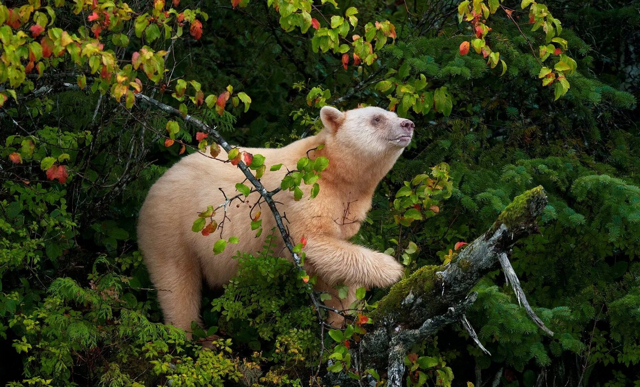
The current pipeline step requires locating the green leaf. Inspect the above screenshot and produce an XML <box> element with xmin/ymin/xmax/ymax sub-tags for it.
<box><xmin>192</xmin><ymin>217</ymin><xmax>206</xmax><ymax>232</ymax></box>
<box><xmin>417</xmin><ymin>356</ymin><xmax>438</xmax><ymax>369</ymax></box>
<box><xmin>538</xmin><ymin>67</ymin><xmax>552</xmax><ymax>78</ymax></box>
<box><xmin>310</xmin><ymin>183</ymin><xmax>320</xmax><ymax>198</ymax></box>
<box><xmin>228</xmin><ymin>236</ymin><xmax>239</xmax><ymax>244</ymax></box>
<box><xmin>404</xmin><ymin>208</ymin><xmax>423</xmax><ymax>221</ymax></box>
<box><xmin>327</xmin><ymin>363</ymin><xmax>343</xmax><ymax>373</ymax></box>
<box><xmin>521</xmin><ymin>0</ymin><xmax>533</xmax><ymax>9</ymax></box>
<box><xmin>297</xmin><ymin>157</ymin><xmax>309</xmax><ymax>170</ymax></box>
<box><xmin>235</xmin><ymin>183</ymin><xmax>251</xmax><ymax>197</ymax></box>
<box><xmin>294</xmin><ymin>186</ymin><xmax>303</xmax><ymax>201</ymax></box>
<box><xmin>320</xmin><ymin>293</ymin><xmax>332</xmax><ymax>301</ymax></box>
<box><xmin>396</xmin><ymin>186</ymin><xmax>412</xmax><ymax>197</ymax></box>
<box><xmin>213</xmin><ymin>239</ymin><xmax>227</xmax><ymax>255</ymax></box>
<box><xmin>328</xmin><ymin>330</ymin><xmax>344</xmax><ymax>342</ymax></box>
<box><xmin>313</xmin><ymin>156</ymin><xmax>329</xmax><ymax>172</ymax></box>
<box><xmin>40</xmin><ymin>157</ymin><xmax>56</xmax><ymax>171</ymax></box>
<box><xmin>270</xmin><ymin>163</ymin><xmax>283</xmax><ymax>171</ymax></box>
<box><xmin>145</xmin><ymin>23</ymin><xmax>161</xmax><ymax>42</ymax></box>
<box><xmin>338</xmin><ymin>285</ymin><xmax>349</xmax><ymax>299</ymax></box>
<box><xmin>356</xmin><ymin>287</ymin><xmax>366</xmax><ymax>300</ymax></box>
<box><xmin>434</xmin><ymin>87</ymin><xmax>453</xmax><ymax>117</ymax></box>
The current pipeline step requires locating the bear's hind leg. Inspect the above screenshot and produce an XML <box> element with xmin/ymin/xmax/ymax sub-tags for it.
<box><xmin>148</xmin><ymin>248</ymin><xmax>203</xmax><ymax>335</ymax></box>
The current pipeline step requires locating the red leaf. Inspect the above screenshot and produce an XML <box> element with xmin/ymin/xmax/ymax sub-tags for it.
<box><xmin>195</xmin><ymin>90</ymin><xmax>204</xmax><ymax>107</ymax></box>
<box><xmin>301</xmin><ymin>236</ymin><xmax>307</xmax><ymax>248</ymax></box>
<box><xmin>196</xmin><ymin>132</ymin><xmax>208</xmax><ymax>141</ymax></box>
<box><xmin>230</xmin><ymin>154</ymin><xmax>241</xmax><ymax>166</ymax></box>
<box><xmin>177</xmin><ymin>13</ymin><xmax>185</xmax><ymax>23</ymax></box>
<box><xmin>91</xmin><ymin>23</ymin><xmax>102</xmax><ymax>38</ymax></box>
<box><xmin>311</xmin><ymin>18</ymin><xmax>320</xmax><ymax>30</ymax></box>
<box><xmin>481</xmin><ymin>47</ymin><xmax>490</xmax><ymax>58</ymax></box>
<box><xmin>232</xmin><ymin>0</ymin><xmax>240</xmax><ymax>8</ymax></box>
<box><xmin>454</xmin><ymin>242</ymin><xmax>469</xmax><ymax>250</ymax></box>
<box><xmin>529</xmin><ymin>14</ymin><xmax>535</xmax><ymax>24</ymax></box>
<box><xmin>88</xmin><ymin>11</ymin><xmax>100</xmax><ymax>21</ymax></box>
<box><xmin>242</xmin><ymin>152</ymin><xmax>253</xmax><ymax>166</ymax></box>
<box><xmin>41</xmin><ymin>37</ymin><xmax>53</xmax><ymax>58</ymax></box>
<box><xmin>344</xmin><ymin>340</ymin><xmax>351</xmax><ymax>349</ymax></box>
<box><xmin>459</xmin><ymin>41</ymin><xmax>470</xmax><ymax>56</ymax></box>
<box><xmin>356</xmin><ymin>314</ymin><xmax>369</xmax><ymax>325</ymax></box>
<box><xmin>164</xmin><ymin>138</ymin><xmax>175</xmax><ymax>147</ymax></box>
<box><xmin>353</xmin><ymin>53</ymin><xmax>361</xmax><ymax>65</ymax></box>
<box><xmin>6</xmin><ymin>9</ymin><xmax>21</xmax><ymax>29</ymax></box>
<box><xmin>407</xmin><ymin>353</ymin><xmax>418</xmax><ymax>363</ymax></box>
<box><xmin>100</xmin><ymin>65</ymin><xmax>109</xmax><ymax>79</ymax></box>
<box><xmin>173</xmin><ymin>0</ymin><xmax>180</xmax><ymax>7</ymax></box>
<box><xmin>131</xmin><ymin>52</ymin><xmax>141</xmax><ymax>69</ymax></box>
<box><xmin>553</xmin><ymin>48</ymin><xmax>562</xmax><ymax>55</ymax></box>
<box><xmin>190</xmin><ymin>19</ymin><xmax>203</xmax><ymax>40</ymax></box>
<box><xmin>30</xmin><ymin>24</ymin><xmax>44</xmax><ymax>38</ymax></box>
<box><xmin>216</xmin><ymin>91</ymin><xmax>230</xmax><ymax>109</ymax></box>
<box><xmin>342</xmin><ymin>53</ymin><xmax>349</xmax><ymax>70</ymax></box>
<box><xmin>475</xmin><ymin>26</ymin><xmax>483</xmax><ymax>38</ymax></box>
<box><xmin>46</xmin><ymin>165</ymin><xmax>68</xmax><ymax>184</ymax></box>
<box><xmin>201</xmin><ymin>222</ymin><xmax>217</xmax><ymax>236</ymax></box>
<box><xmin>0</xmin><ymin>93</ymin><xmax>7</xmax><ymax>108</ymax></box>
<box><xmin>179</xmin><ymin>144</ymin><xmax>186</xmax><ymax>154</ymax></box>
<box><xmin>253</xmin><ymin>211</ymin><xmax>261</xmax><ymax>221</ymax></box>
<box><xmin>56</xmin><ymin>165</ymin><xmax>68</xmax><ymax>184</ymax></box>
<box><xmin>25</xmin><ymin>61</ymin><xmax>34</xmax><ymax>74</ymax></box>
<box><xmin>9</xmin><ymin>153</ymin><xmax>22</xmax><ymax>164</ymax></box>
<box><xmin>302</xmin><ymin>275</ymin><xmax>309</xmax><ymax>283</ymax></box>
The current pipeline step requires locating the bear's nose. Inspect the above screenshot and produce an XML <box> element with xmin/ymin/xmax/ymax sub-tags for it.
<box><xmin>401</xmin><ymin>119</ymin><xmax>415</xmax><ymax>133</ymax></box>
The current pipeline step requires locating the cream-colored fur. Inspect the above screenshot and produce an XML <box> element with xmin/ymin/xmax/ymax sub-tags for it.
<box><xmin>137</xmin><ymin>106</ymin><xmax>415</xmax><ymax>333</ymax></box>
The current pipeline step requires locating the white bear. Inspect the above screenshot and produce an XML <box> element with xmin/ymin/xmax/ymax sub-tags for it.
<box><xmin>137</xmin><ymin>106</ymin><xmax>414</xmax><ymax>332</ymax></box>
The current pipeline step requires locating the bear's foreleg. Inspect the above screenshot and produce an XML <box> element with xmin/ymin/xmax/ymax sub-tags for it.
<box><xmin>305</xmin><ymin>237</ymin><xmax>404</xmax><ymax>288</ymax></box>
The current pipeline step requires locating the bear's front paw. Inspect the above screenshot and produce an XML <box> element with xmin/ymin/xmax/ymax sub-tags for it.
<box><xmin>370</xmin><ymin>254</ymin><xmax>404</xmax><ymax>288</ymax></box>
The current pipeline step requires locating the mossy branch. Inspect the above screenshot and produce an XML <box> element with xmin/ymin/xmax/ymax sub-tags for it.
<box><xmin>355</xmin><ymin>187</ymin><xmax>549</xmax><ymax>386</ymax></box>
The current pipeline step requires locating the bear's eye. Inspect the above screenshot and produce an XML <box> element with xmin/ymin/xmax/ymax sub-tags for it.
<box><xmin>373</xmin><ymin>116</ymin><xmax>382</xmax><ymax>124</ymax></box>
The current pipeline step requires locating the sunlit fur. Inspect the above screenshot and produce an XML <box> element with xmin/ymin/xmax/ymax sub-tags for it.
<box><xmin>137</xmin><ymin>106</ymin><xmax>413</xmax><ymax>333</ymax></box>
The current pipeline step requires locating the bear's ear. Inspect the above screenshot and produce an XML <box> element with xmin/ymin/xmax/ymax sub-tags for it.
<box><xmin>320</xmin><ymin>106</ymin><xmax>345</xmax><ymax>133</ymax></box>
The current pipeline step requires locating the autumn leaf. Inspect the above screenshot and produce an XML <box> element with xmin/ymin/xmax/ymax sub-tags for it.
<box><xmin>342</xmin><ymin>53</ymin><xmax>349</xmax><ymax>70</ymax></box>
<box><xmin>459</xmin><ymin>41</ymin><xmax>470</xmax><ymax>55</ymax></box>
<box><xmin>242</xmin><ymin>152</ymin><xmax>253</xmax><ymax>166</ymax></box>
<box><xmin>356</xmin><ymin>314</ymin><xmax>369</xmax><ymax>325</ymax></box>
<box><xmin>195</xmin><ymin>90</ymin><xmax>204</xmax><ymax>107</ymax></box>
<box><xmin>88</xmin><ymin>11</ymin><xmax>99</xmax><ymax>21</ymax></box>
<box><xmin>429</xmin><ymin>205</ymin><xmax>440</xmax><ymax>213</ymax></box>
<box><xmin>230</xmin><ymin>153</ymin><xmax>242</xmax><ymax>166</ymax></box>
<box><xmin>190</xmin><ymin>19</ymin><xmax>203</xmax><ymax>40</ymax></box>
<box><xmin>179</xmin><ymin>144</ymin><xmax>186</xmax><ymax>154</ymax></box>
<box><xmin>454</xmin><ymin>241</ymin><xmax>469</xmax><ymax>250</ymax></box>
<box><xmin>164</xmin><ymin>138</ymin><xmax>175</xmax><ymax>147</ymax></box>
<box><xmin>201</xmin><ymin>221</ymin><xmax>217</xmax><ymax>236</ymax></box>
<box><xmin>196</xmin><ymin>132</ymin><xmax>208</xmax><ymax>141</ymax></box>
<box><xmin>215</xmin><ymin>91</ymin><xmax>230</xmax><ymax>115</ymax></box>
<box><xmin>300</xmin><ymin>236</ymin><xmax>307</xmax><ymax>248</ymax></box>
<box><xmin>132</xmin><ymin>52</ymin><xmax>141</xmax><ymax>69</ymax></box>
<box><xmin>41</xmin><ymin>37</ymin><xmax>53</xmax><ymax>58</ymax></box>
<box><xmin>30</xmin><ymin>24</ymin><xmax>44</xmax><ymax>38</ymax></box>
<box><xmin>407</xmin><ymin>353</ymin><xmax>419</xmax><ymax>363</ymax></box>
<box><xmin>353</xmin><ymin>53</ymin><xmax>361</xmax><ymax>65</ymax></box>
<box><xmin>554</xmin><ymin>48</ymin><xmax>562</xmax><ymax>55</ymax></box>
<box><xmin>173</xmin><ymin>0</ymin><xmax>180</xmax><ymax>7</ymax></box>
<box><xmin>0</xmin><ymin>93</ymin><xmax>7</xmax><ymax>107</ymax></box>
<box><xmin>311</xmin><ymin>18</ymin><xmax>320</xmax><ymax>29</ymax></box>
<box><xmin>302</xmin><ymin>275</ymin><xmax>310</xmax><ymax>283</ymax></box>
<box><xmin>475</xmin><ymin>26</ymin><xmax>483</xmax><ymax>38</ymax></box>
<box><xmin>504</xmin><ymin>8</ymin><xmax>513</xmax><ymax>16</ymax></box>
<box><xmin>210</xmin><ymin>143</ymin><xmax>221</xmax><ymax>158</ymax></box>
<box><xmin>9</xmin><ymin>153</ymin><xmax>22</xmax><ymax>164</ymax></box>
<box><xmin>344</xmin><ymin>340</ymin><xmax>351</xmax><ymax>349</ymax></box>
<box><xmin>232</xmin><ymin>0</ymin><xmax>240</xmax><ymax>8</ymax></box>
<box><xmin>252</xmin><ymin>211</ymin><xmax>261</xmax><ymax>222</ymax></box>
<box><xmin>25</xmin><ymin>61</ymin><xmax>34</xmax><ymax>74</ymax></box>
<box><xmin>46</xmin><ymin>165</ymin><xmax>69</xmax><ymax>184</ymax></box>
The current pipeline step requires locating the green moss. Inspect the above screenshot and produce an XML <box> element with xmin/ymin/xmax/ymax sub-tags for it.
<box><xmin>371</xmin><ymin>265</ymin><xmax>442</xmax><ymax>321</ymax></box>
<box><xmin>490</xmin><ymin>186</ymin><xmax>546</xmax><ymax>233</ymax></box>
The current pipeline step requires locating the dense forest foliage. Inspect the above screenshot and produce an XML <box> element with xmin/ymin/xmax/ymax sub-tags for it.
<box><xmin>0</xmin><ymin>0</ymin><xmax>639</xmax><ymax>386</ymax></box>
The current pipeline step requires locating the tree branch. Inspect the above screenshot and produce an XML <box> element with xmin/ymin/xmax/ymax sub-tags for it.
<box><xmin>348</xmin><ymin>187</ymin><xmax>549</xmax><ymax>386</ymax></box>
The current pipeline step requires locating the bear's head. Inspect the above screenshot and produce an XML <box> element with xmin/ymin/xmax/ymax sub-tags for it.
<box><xmin>319</xmin><ymin>106</ymin><xmax>415</xmax><ymax>157</ymax></box>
